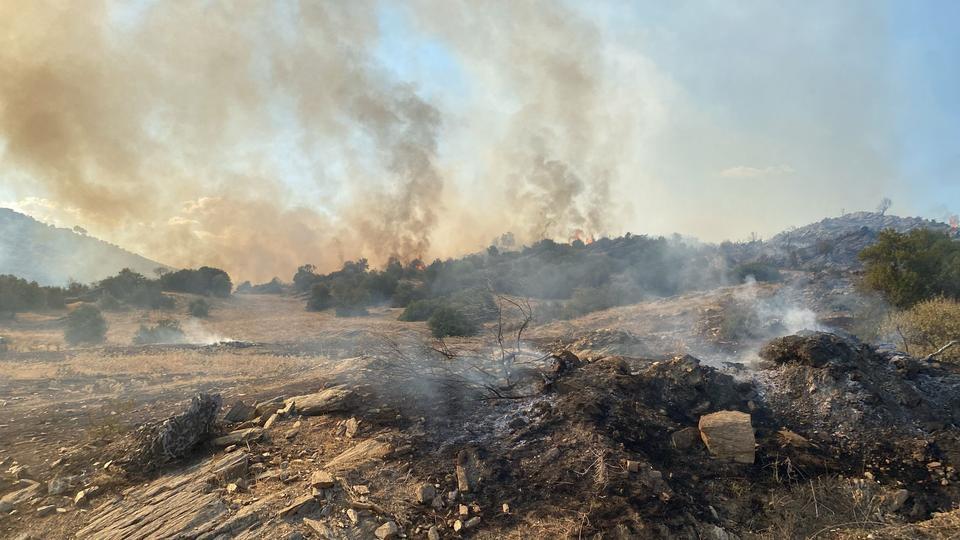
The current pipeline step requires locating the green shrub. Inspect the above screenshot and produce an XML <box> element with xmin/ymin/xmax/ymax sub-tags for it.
<box><xmin>98</xmin><ymin>291</ymin><xmax>123</xmax><ymax>311</ymax></box>
<box><xmin>65</xmin><ymin>305</ymin><xmax>107</xmax><ymax>345</ymax></box>
<box><xmin>859</xmin><ymin>229</ymin><xmax>960</xmax><ymax>308</ymax></box>
<box><xmin>133</xmin><ymin>319</ymin><xmax>185</xmax><ymax>345</ymax></box>
<box><xmin>883</xmin><ymin>297</ymin><xmax>960</xmax><ymax>362</ymax></box>
<box><xmin>306</xmin><ymin>283</ymin><xmax>333</xmax><ymax>311</ymax></box>
<box><xmin>428</xmin><ymin>306</ymin><xmax>478</xmax><ymax>338</ymax></box>
<box><xmin>188</xmin><ymin>298</ymin><xmax>210</xmax><ymax>318</ymax></box>
<box><xmin>399</xmin><ymin>298</ymin><xmax>439</xmax><ymax>321</ymax></box>
<box><xmin>331</xmin><ymin>280</ymin><xmax>370</xmax><ymax>317</ymax></box>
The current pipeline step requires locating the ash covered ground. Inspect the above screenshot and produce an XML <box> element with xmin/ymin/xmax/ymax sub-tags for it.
<box><xmin>2</xmin><ymin>267</ymin><xmax>960</xmax><ymax>540</ymax></box>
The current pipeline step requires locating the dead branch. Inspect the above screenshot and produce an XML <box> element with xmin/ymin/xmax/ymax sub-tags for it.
<box><xmin>925</xmin><ymin>340</ymin><xmax>959</xmax><ymax>362</ymax></box>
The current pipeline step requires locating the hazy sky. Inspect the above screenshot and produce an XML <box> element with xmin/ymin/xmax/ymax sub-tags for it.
<box><xmin>0</xmin><ymin>1</ymin><xmax>957</xmax><ymax>280</ymax></box>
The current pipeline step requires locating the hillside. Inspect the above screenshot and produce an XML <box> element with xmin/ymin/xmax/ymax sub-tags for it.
<box><xmin>0</xmin><ymin>208</ymin><xmax>169</xmax><ymax>285</ymax></box>
<box><xmin>746</xmin><ymin>211</ymin><xmax>955</xmax><ymax>271</ymax></box>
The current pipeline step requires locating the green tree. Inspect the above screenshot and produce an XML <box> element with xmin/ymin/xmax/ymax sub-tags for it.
<box><xmin>188</xmin><ymin>298</ymin><xmax>210</xmax><ymax>318</ymax></box>
<box><xmin>428</xmin><ymin>306</ymin><xmax>478</xmax><ymax>338</ymax></box>
<box><xmin>859</xmin><ymin>229</ymin><xmax>960</xmax><ymax>308</ymax></box>
<box><xmin>65</xmin><ymin>305</ymin><xmax>107</xmax><ymax>345</ymax></box>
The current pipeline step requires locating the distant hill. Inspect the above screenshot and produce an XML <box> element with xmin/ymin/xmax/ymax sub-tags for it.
<box><xmin>760</xmin><ymin>211</ymin><xmax>954</xmax><ymax>271</ymax></box>
<box><xmin>0</xmin><ymin>208</ymin><xmax>170</xmax><ymax>285</ymax></box>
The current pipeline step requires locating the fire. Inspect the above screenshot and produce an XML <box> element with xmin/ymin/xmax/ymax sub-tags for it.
<box><xmin>569</xmin><ymin>229</ymin><xmax>595</xmax><ymax>245</ymax></box>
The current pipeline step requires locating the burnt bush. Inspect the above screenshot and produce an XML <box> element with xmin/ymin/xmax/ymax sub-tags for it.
<box><xmin>65</xmin><ymin>305</ymin><xmax>107</xmax><ymax>345</ymax></box>
<box><xmin>428</xmin><ymin>306</ymin><xmax>478</xmax><ymax>338</ymax></box>
<box><xmin>188</xmin><ymin>298</ymin><xmax>210</xmax><ymax>318</ymax></box>
<box><xmin>133</xmin><ymin>319</ymin><xmax>185</xmax><ymax>345</ymax></box>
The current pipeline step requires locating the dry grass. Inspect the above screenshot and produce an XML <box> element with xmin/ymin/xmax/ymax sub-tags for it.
<box><xmin>758</xmin><ymin>476</ymin><xmax>891</xmax><ymax>539</ymax></box>
<box><xmin>883</xmin><ymin>297</ymin><xmax>960</xmax><ymax>362</ymax></box>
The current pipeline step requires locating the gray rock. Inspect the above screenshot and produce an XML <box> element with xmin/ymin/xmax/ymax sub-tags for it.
<box><xmin>455</xmin><ymin>448</ymin><xmax>481</xmax><ymax>493</ymax></box>
<box><xmin>223</xmin><ymin>400</ymin><xmax>256</xmax><ymax>423</ymax></box>
<box><xmin>416</xmin><ymin>483</ymin><xmax>436</xmax><ymax>504</ymax></box>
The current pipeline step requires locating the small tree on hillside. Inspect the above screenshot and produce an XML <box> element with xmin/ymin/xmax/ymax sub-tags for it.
<box><xmin>188</xmin><ymin>298</ymin><xmax>210</xmax><ymax>318</ymax></box>
<box><xmin>65</xmin><ymin>305</ymin><xmax>107</xmax><ymax>345</ymax></box>
<box><xmin>428</xmin><ymin>306</ymin><xmax>478</xmax><ymax>338</ymax></box>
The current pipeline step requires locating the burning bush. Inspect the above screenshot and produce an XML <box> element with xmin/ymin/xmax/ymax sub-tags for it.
<box><xmin>428</xmin><ymin>306</ymin><xmax>478</xmax><ymax>337</ymax></box>
<box><xmin>860</xmin><ymin>229</ymin><xmax>960</xmax><ymax>308</ymax></box>
<box><xmin>884</xmin><ymin>297</ymin><xmax>960</xmax><ymax>362</ymax></box>
<box><xmin>188</xmin><ymin>298</ymin><xmax>210</xmax><ymax>318</ymax></box>
<box><xmin>133</xmin><ymin>319</ymin><xmax>185</xmax><ymax>345</ymax></box>
<box><xmin>64</xmin><ymin>304</ymin><xmax>107</xmax><ymax>345</ymax></box>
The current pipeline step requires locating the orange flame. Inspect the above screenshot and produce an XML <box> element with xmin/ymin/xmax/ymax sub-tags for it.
<box><xmin>569</xmin><ymin>229</ymin><xmax>595</xmax><ymax>245</ymax></box>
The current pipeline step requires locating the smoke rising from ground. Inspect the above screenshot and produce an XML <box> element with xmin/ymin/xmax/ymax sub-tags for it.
<box><xmin>0</xmin><ymin>1</ymin><xmax>913</xmax><ymax>281</ymax></box>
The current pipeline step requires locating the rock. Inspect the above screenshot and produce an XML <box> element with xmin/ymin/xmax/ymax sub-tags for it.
<box><xmin>125</xmin><ymin>393</ymin><xmax>221</xmax><ymax>471</ymax></box>
<box><xmin>699</xmin><ymin>411</ymin><xmax>755</xmax><ymax>464</ymax></box>
<box><xmin>670</xmin><ymin>427</ymin><xmax>702</xmax><ymax>450</ymax></box>
<box><xmin>458</xmin><ymin>504</ymin><xmax>469</xmax><ymax>517</ymax></box>
<box><xmin>347</xmin><ymin>508</ymin><xmax>360</xmax><ymax>523</ymax></box>
<box><xmin>6</xmin><ymin>464</ymin><xmax>30</xmax><ymax>480</ymax></box>
<box><xmin>454</xmin><ymin>517</ymin><xmax>480</xmax><ymax>532</ymax></box>
<box><xmin>502</xmin><ymin>503</ymin><xmax>510</xmax><ymax>513</ymax></box>
<box><xmin>0</xmin><ymin>481</ymin><xmax>41</xmax><ymax>512</ymax></box>
<box><xmin>416</xmin><ymin>483</ymin><xmax>436</xmax><ymax>504</ymax></box>
<box><xmin>263</xmin><ymin>413</ymin><xmax>279</xmax><ymax>430</ymax></box>
<box><xmin>289</xmin><ymin>387</ymin><xmax>353</xmax><ymax>416</ymax></box>
<box><xmin>310</xmin><ymin>470</ymin><xmax>336</xmax><ymax>489</ymax></box>
<box><xmin>427</xmin><ymin>525</ymin><xmax>441</xmax><ymax>540</ymax></box>
<box><xmin>254</xmin><ymin>396</ymin><xmax>285</xmax><ymax>418</ymax></box>
<box><xmin>701</xmin><ymin>523</ymin><xmax>740</xmax><ymax>540</ymax></box>
<box><xmin>345</xmin><ymin>417</ymin><xmax>360</xmax><ymax>438</ymax></box>
<box><xmin>277</xmin><ymin>494</ymin><xmax>317</xmax><ymax>518</ymax></box>
<box><xmin>625</xmin><ymin>460</ymin><xmax>641</xmax><ymax>473</ymax></box>
<box><xmin>47</xmin><ymin>475</ymin><xmax>77</xmax><ymax>496</ymax></box>
<box><xmin>212</xmin><ymin>452</ymin><xmax>249</xmax><ymax>483</ymax></box>
<box><xmin>74</xmin><ymin>486</ymin><xmax>98</xmax><ymax>506</ymax></box>
<box><xmin>883</xmin><ymin>489</ymin><xmax>911</xmax><ymax>512</ymax></box>
<box><xmin>375</xmin><ymin>521</ymin><xmax>399</xmax><ymax>539</ymax></box>
<box><xmin>325</xmin><ymin>439</ymin><xmax>392</xmax><ymax>472</ymax></box>
<box><xmin>224</xmin><ymin>400</ymin><xmax>256</xmax><ymax>423</ymax></box>
<box><xmin>303</xmin><ymin>517</ymin><xmax>338</xmax><ymax>538</ymax></box>
<box><xmin>225</xmin><ymin>483</ymin><xmax>240</xmax><ymax>494</ymax></box>
<box><xmin>212</xmin><ymin>428</ymin><xmax>263</xmax><ymax>447</ymax></box>
<box><xmin>36</xmin><ymin>505</ymin><xmax>55</xmax><ymax>517</ymax></box>
<box><xmin>456</xmin><ymin>448</ymin><xmax>481</xmax><ymax>493</ymax></box>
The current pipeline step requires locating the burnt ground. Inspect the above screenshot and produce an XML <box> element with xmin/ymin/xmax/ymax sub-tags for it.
<box><xmin>2</xmin><ymin>278</ymin><xmax>960</xmax><ymax>539</ymax></box>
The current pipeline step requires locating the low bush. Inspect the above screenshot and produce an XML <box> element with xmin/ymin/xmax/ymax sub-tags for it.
<box><xmin>883</xmin><ymin>297</ymin><xmax>960</xmax><ymax>362</ymax></box>
<box><xmin>133</xmin><ymin>319</ymin><xmax>185</xmax><ymax>345</ymax></box>
<box><xmin>428</xmin><ymin>306</ymin><xmax>478</xmax><ymax>338</ymax></box>
<box><xmin>65</xmin><ymin>305</ymin><xmax>107</xmax><ymax>345</ymax></box>
<box><xmin>399</xmin><ymin>298</ymin><xmax>439</xmax><ymax>321</ymax></box>
<box><xmin>188</xmin><ymin>298</ymin><xmax>210</xmax><ymax>318</ymax></box>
